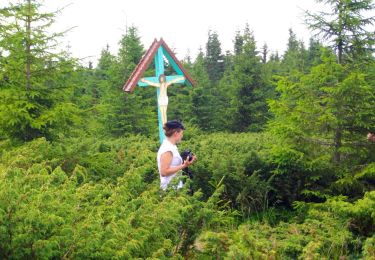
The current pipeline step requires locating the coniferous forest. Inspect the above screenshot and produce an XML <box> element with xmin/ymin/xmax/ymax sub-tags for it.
<box><xmin>0</xmin><ymin>0</ymin><xmax>375</xmax><ymax>258</ymax></box>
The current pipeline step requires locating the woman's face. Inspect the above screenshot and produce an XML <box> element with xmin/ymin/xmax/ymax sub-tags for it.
<box><xmin>175</xmin><ymin>130</ymin><xmax>184</xmax><ymax>143</ymax></box>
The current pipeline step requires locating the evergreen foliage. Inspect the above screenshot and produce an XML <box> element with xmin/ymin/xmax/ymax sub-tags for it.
<box><xmin>189</xmin><ymin>50</ymin><xmax>218</xmax><ymax>131</ymax></box>
<box><xmin>0</xmin><ymin>0</ymin><xmax>374</xmax><ymax>258</ymax></box>
<box><xmin>219</xmin><ymin>25</ymin><xmax>269</xmax><ymax>132</ymax></box>
<box><xmin>280</xmin><ymin>29</ymin><xmax>309</xmax><ymax>74</ymax></box>
<box><xmin>0</xmin><ymin>0</ymin><xmax>79</xmax><ymax>141</ymax></box>
<box><xmin>205</xmin><ymin>30</ymin><xmax>225</xmax><ymax>84</ymax></box>
<box><xmin>305</xmin><ymin>0</ymin><xmax>375</xmax><ymax>64</ymax></box>
<box><xmin>97</xmin><ymin>28</ymin><xmax>156</xmax><ymax>137</ymax></box>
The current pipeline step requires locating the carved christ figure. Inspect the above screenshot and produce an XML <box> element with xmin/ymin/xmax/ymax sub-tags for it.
<box><xmin>140</xmin><ymin>74</ymin><xmax>185</xmax><ymax>125</ymax></box>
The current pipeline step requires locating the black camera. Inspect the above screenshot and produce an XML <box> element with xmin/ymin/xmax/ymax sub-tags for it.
<box><xmin>180</xmin><ymin>149</ymin><xmax>194</xmax><ymax>194</ymax></box>
<box><xmin>180</xmin><ymin>149</ymin><xmax>194</xmax><ymax>162</ymax></box>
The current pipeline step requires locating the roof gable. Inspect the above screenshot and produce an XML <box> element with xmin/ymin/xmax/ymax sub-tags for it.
<box><xmin>123</xmin><ymin>38</ymin><xmax>196</xmax><ymax>93</ymax></box>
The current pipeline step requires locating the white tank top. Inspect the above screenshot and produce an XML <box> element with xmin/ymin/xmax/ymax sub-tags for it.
<box><xmin>157</xmin><ymin>139</ymin><xmax>183</xmax><ymax>190</ymax></box>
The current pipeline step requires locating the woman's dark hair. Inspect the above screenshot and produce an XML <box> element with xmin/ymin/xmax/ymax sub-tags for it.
<box><xmin>163</xmin><ymin>120</ymin><xmax>185</xmax><ymax>137</ymax></box>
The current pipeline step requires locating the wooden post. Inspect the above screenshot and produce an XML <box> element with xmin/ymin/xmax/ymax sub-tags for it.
<box><xmin>154</xmin><ymin>46</ymin><xmax>166</xmax><ymax>143</ymax></box>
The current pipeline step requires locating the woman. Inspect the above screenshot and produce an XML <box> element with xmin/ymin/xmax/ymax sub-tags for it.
<box><xmin>141</xmin><ymin>75</ymin><xmax>185</xmax><ymax>126</ymax></box>
<box><xmin>157</xmin><ymin>120</ymin><xmax>196</xmax><ymax>190</ymax></box>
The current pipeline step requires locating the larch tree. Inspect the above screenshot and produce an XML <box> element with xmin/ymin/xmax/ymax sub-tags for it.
<box><xmin>305</xmin><ymin>0</ymin><xmax>375</xmax><ymax>64</ymax></box>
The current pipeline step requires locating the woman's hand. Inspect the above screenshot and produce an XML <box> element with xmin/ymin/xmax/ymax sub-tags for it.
<box><xmin>182</xmin><ymin>155</ymin><xmax>197</xmax><ymax>168</ymax></box>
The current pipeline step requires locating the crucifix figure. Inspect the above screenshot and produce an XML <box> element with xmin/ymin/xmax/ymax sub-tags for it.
<box><xmin>141</xmin><ymin>74</ymin><xmax>185</xmax><ymax>126</ymax></box>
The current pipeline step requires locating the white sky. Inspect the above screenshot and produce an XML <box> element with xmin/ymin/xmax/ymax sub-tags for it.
<box><xmin>6</xmin><ymin>0</ymin><xmax>327</xmax><ymax>66</ymax></box>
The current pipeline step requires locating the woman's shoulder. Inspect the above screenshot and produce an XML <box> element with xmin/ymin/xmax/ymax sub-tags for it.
<box><xmin>158</xmin><ymin>140</ymin><xmax>175</xmax><ymax>153</ymax></box>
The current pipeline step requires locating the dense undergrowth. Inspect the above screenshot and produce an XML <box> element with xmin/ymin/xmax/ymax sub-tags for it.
<box><xmin>0</xmin><ymin>133</ymin><xmax>374</xmax><ymax>259</ymax></box>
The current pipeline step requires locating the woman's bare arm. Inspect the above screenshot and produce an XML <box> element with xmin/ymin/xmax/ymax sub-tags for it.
<box><xmin>160</xmin><ymin>151</ymin><xmax>184</xmax><ymax>176</ymax></box>
<box><xmin>159</xmin><ymin>151</ymin><xmax>197</xmax><ymax>177</ymax></box>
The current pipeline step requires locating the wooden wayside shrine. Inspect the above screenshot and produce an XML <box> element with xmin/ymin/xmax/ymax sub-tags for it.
<box><xmin>123</xmin><ymin>38</ymin><xmax>195</xmax><ymax>92</ymax></box>
<box><xmin>122</xmin><ymin>38</ymin><xmax>196</xmax><ymax>143</ymax></box>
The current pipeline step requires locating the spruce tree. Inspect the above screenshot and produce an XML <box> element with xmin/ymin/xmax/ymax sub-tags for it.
<box><xmin>261</xmin><ymin>43</ymin><xmax>268</xmax><ymax>64</ymax></box>
<box><xmin>306</xmin><ymin>38</ymin><xmax>325</xmax><ymax>68</ymax></box>
<box><xmin>98</xmin><ymin>27</ymin><xmax>156</xmax><ymax>137</ymax></box>
<box><xmin>189</xmin><ymin>50</ymin><xmax>214</xmax><ymax>130</ymax></box>
<box><xmin>221</xmin><ymin>25</ymin><xmax>267</xmax><ymax>132</ymax></box>
<box><xmin>205</xmin><ymin>30</ymin><xmax>225</xmax><ymax>84</ymax></box>
<box><xmin>117</xmin><ymin>26</ymin><xmax>144</xmax><ymax>83</ymax></box>
<box><xmin>193</xmin><ymin>32</ymin><xmax>227</xmax><ymax>131</ymax></box>
<box><xmin>233</xmin><ymin>30</ymin><xmax>244</xmax><ymax>56</ymax></box>
<box><xmin>269</xmin><ymin>49</ymin><xmax>375</xmax><ymax>166</ymax></box>
<box><xmin>281</xmin><ymin>29</ymin><xmax>308</xmax><ymax>74</ymax></box>
<box><xmin>0</xmin><ymin>0</ymin><xmax>78</xmax><ymax>141</ymax></box>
